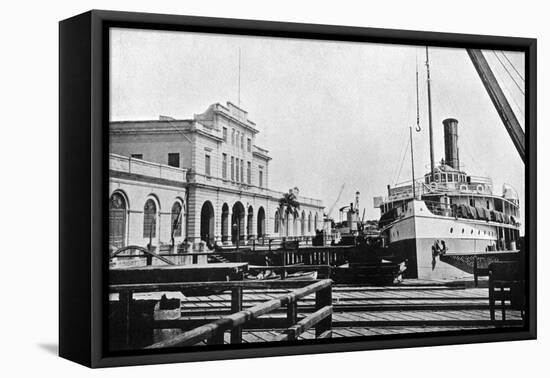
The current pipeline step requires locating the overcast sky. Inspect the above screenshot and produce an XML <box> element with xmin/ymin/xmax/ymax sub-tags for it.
<box><xmin>110</xmin><ymin>28</ymin><xmax>525</xmax><ymax>229</ymax></box>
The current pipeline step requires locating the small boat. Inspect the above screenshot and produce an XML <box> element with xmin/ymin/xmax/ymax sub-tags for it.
<box><xmin>245</xmin><ymin>269</ymin><xmax>318</xmax><ymax>281</ymax></box>
<box><xmin>285</xmin><ymin>271</ymin><xmax>318</xmax><ymax>280</ymax></box>
<box><xmin>245</xmin><ymin>270</ymin><xmax>281</xmax><ymax>280</ymax></box>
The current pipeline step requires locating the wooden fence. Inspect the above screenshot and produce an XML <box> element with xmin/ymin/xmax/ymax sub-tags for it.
<box><xmin>109</xmin><ymin>279</ymin><xmax>333</xmax><ymax>349</ymax></box>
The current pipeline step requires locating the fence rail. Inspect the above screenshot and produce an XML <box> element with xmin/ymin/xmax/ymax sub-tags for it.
<box><xmin>110</xmin><ymin>279</ymin><xmax>333</xmax><ymax>349</ymax></box>
<box><xmin>144</xmin><ymin>279</ymin><xmax>333</xmax><ymax>348</ymax></box>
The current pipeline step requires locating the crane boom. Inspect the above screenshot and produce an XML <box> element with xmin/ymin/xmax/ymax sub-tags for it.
<box><xmin>467</xmin><ymin>49</ymin><xmax>525</xmax><ymax>163</ymax></box>
<box><xmin>326</xmin><ymin>184</ymin><xmax>345</xmax><ymax>218</ymax></box>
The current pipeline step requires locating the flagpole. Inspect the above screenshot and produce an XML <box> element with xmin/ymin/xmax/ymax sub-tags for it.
<box><xmin>238</xmin><ymin>48</ymin><xmax>241</xmax><ymax>106</ymax></box>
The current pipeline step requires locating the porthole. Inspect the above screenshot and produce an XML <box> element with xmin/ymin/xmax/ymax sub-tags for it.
<box><xmin>450</xmin><ymin>228</ymin><xmax>453</xmax><ymax>233</ymax></box>
<box><xmin>462</xmin><ymin>228</ymin><xmax>465</xmax><ymax>234</ymax></box>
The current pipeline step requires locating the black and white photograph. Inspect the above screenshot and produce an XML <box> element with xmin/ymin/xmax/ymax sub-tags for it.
<box><xmin>107</xmin><ymin>26</ymin><xmax>529</xmax><ymax>352</ymax></box>
<box><xmin>3</xmin><ymin>0</ymin><xmax>548</xmax><ymax>375</ymax></box>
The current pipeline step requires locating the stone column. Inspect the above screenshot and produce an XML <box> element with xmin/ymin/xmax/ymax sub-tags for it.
<box><xmin>241</xmin><ymin>208</ymin><xmax>248</xmax><ymax>245</ymax></box>
<box><xmin>225</xmin><ymin>209</ymin><xmax>232</xmax><ymax>245</ymax></box>
<box><xmin>189</xmin><ymin>201</ymin><xmax>202</xmax><ymax>248</ymax></box>
<box><xmin>214</xmin><ymin>203</ymin><xmax>223</xmax><ymax>244</ymax></box>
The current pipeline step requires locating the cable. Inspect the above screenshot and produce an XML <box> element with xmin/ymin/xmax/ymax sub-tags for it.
<box><xmin>392</xmin><ymin>127</ymin><xmax>409</xmax><ymax>185</ymax></box>
<box><xmin>500</xmin><ymin>51</ymin><xmax>525</xmax><ymax>82</ymax></box>
<box><xmin>492</xmin><ymin>51</ymin><xmax>524</xmax><ymax>95</ymax></box>
<box><xmin>490</xmin><ymin>53</ymin><xmax>525</xmax><ymax>120</ymax></box>
<box><xmin>395</xmin><ymin>137</ymin><xmax>410</xmax><ymax>185</ymax></box>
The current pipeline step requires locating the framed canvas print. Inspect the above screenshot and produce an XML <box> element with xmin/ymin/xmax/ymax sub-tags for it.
<box><xmin>59</xmin><ymin>10</ymin><xmax>537</xmax><ymax>368</ymax></box>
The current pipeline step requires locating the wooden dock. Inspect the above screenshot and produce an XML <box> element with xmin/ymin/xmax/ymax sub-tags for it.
<box><xmin>171</xmin><ymin>281</ymin><xmax>523</xmax><ymax>344</ymax></box>
<box><xmin>109</xmin><ymin>271</ymin><xmax>525</xmax><ymax>349</ymax></box>
<box><xmin>110</xmin><ymin>263</ymin><xmax>248</xmax><ymax>285</ymax></box>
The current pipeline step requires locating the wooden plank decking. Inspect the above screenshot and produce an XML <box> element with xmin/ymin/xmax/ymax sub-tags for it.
<box><xmin>170</xmin><ymin>281</ymin><xmax>524</xmax><ymax>345</ymax></box>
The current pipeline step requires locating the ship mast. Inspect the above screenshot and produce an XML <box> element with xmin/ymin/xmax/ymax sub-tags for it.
<box><xmin>425</xmin><ymin>47</ymin><xmax>435</xmax><ymax>179</ymax></box>
<box><xmin>409</xmin><ymin>124</ymin><xmax>416</xmax><ymax>198</ymax></box>
<box><xmin>410</xmin><ymin>55</ymin><xmax>420</xmax><ymax>199</ymax></box>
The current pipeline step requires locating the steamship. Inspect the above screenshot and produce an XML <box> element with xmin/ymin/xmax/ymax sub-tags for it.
<box><xmin>374</xmin><ymin>51</ymin><xmax>521</xmax><ymax>280</ymax></box>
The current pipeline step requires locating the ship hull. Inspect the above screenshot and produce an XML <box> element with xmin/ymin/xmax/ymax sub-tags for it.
<box><xmin>382</xmin><ymin>201</ymin><xmax>520</xmax><ymax>280</ymax></box>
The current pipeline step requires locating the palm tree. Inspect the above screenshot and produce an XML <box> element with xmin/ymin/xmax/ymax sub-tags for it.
<box><xmin>278</xmin><ymin>189</ymin><xmax>300</xmax><ymax>237</ymax></box>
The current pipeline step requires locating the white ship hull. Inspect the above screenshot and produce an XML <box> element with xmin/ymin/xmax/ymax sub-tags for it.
<box><xmin>383</xmin><ymin>200</ymin><xmax>520</xmax><ymax>280</ymax></box>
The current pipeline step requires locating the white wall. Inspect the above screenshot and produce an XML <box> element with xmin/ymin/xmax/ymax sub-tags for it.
<box><xmin>2</xmin><ymin>0</ymin><xmax>546</xmax><ymax>377</ymax></box>
<box><xmin>109</xmin><ymin>176</ymin><xmax>187</xmax><ymax>248</ymax></box>
<box><xmin>110</xmin><ymin>127</ymin><xmax>194</xmax><ymax>168</ymax></box>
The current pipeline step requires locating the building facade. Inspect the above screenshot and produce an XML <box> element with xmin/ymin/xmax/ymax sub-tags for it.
<box><xmin>109</xmin><ymin>101</ymin><xmax>324</xmax><ymax>251</ymax></box>
<box><xmin>109</xmin><ymin>153</ymin><xmax>188</xmax><ymax>251</ymax></box>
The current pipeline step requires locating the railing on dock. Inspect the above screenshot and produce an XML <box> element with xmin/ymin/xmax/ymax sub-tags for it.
<box><xmin>167</xmin><ymin>244</ymin><xmax>358</xmax><ymax>267</ymax></box>
<box><xmin>109</xmin><ymin>279</ymin><xmax>333</xmax><ymax>349</ymax></box>
<box><xmin>110</xmin><ymin>234</ymin><xmax>342</xmax><ymax>267</ymax></box>
<box><xmin>109</xmin><ymin>245</ymin><xmax>177</xmax><ymax>268</ymax></box>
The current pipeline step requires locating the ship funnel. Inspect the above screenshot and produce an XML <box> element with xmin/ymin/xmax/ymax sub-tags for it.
<box><xmin>443</xmin><ymin>118</ymin><xmax>459</xmax><ymax>169</ymax></box>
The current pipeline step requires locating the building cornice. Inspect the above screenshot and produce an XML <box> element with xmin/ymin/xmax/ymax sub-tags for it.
<box><xmin>109</xmin><ymin>123</ymin><xmax>224</xmax><ymax>143</ymax></box>
<box><xmin>109</xmin><ymin>170</ymin><xmax>188</xmax><ymax>189</ymax></box>
<box><xmin>214</xmin><ymin>108</ymin><xmax>259</xmax><ymax>135</ymax></box>
<box><xmin>252</xmin><ymin>151</ymin><xmax>272</xmax><ymax>161</ymax></box>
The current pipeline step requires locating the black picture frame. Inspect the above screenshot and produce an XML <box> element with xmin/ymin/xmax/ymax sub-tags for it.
<box><xmin>59</xmin><ymin>9</ymin><xmax>537</xmax><ymax>368</ymax></box>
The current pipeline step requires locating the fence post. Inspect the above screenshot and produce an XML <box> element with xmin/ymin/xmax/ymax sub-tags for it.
<box><xmin>281</xmin><ymin>249</ymin><xmax>287</xmax><ymax>279</ymax></box>
<box><xmin>119</xmin><ymin>290</ymin><xmax>132</xmax><ymax>348</ymax></box>
<box><xmin>473</xmin><ymin>257</ymin><xmax>479</xmax><ymax>287</ymax></box>
<box><xmin>489</xmin><ymin>272</ymin><xmax>495</xmax><ymax>321</ymax></box>
<box><xmin>315</xmin><ymin>283</ymin><xmax>332</xmax><ymax>337</ymax></box>
<box><xmin>287</xmin><ymin>300</ymin><xmax>298</xmax><ymax>328</ymax></box>
<box><xmin>287</xmin><ymin>327</ymin><xmax>297</xmax><ymax>341</ymax></box>
<box><xmin>208</xmin><ymin>331</ymin><xmax>225</xmax><ymax>345</ymax></box>
<box><xmin>281</xmin><ymin>265</ymin><xmax>287</xmax><ymax>280</ymax></box>
<box><xmin>500</xmin><ymin>287</ymin><xmax>506</xmax><ymax>321</ymax></box>
<box><xmin>230</xmin><ymin>287</ymin><xmax>243</xmax><ymax>344</ymax></box>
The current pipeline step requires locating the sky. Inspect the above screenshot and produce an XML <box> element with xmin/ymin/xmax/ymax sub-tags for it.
<box><xmin>110</xmin><ymin>28</ymin><xmax>526</xmax><ymax>229</ymax></box>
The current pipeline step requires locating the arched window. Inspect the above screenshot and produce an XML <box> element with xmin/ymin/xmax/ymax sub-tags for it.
<box><xmin>231</xmin><ymin>202</ymin><xmax>245</xmax><ymax>244</ymax></box>
<box><xmin>171</xmin><ymin>201</ymin><xmax>183</xmax><ymax>237</ymax></box>
<box><xmin>308</xmin><ymin>212</ymin><xmax>312</xmax><ymax>233</ymax></box>
<box><xmin>109</xmin><ymin>192</ymin><xmax>127</xmax><ymax>249</ymax></box>
<box><xmin>201</xmin><ymin>201</ymin><xmax>215</xmax><ymax>244</ymax></box>
<box><xmin>274</xmin><ymin>210</ymin><xmax>280</xmax><ymax>233</ymax></box>
<box><xmin>257</xmin><ymin>207</ymin><xmax>266</xmax><ymax>238</ymax></box>
<box><xmin>143</xmin><ymin>199</ymin><xmax>157</xmax><ymax>238</ymax></box>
